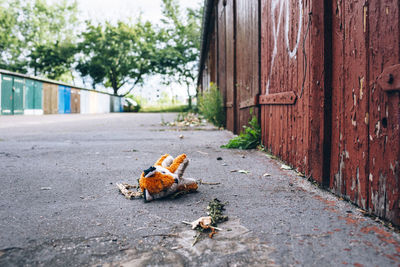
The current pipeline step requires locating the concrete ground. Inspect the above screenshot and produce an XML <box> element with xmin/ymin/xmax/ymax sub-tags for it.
<box><xmin>0</xmin><ymin>113</ymin><xmax>399</xmax><ymax>267</ymax></box>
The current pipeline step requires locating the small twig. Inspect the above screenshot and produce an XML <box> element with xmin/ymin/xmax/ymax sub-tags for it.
<box><xmin>198</xmin><ymin>180</ymin><xmax>221</xmax><ymax>185</ymax></box>
<box><xmin>142</xmin><ymin>233</ymin><xmax>179</xmax><ymax>238</ymax></box>
<box><xmin>192</xmin><ymin>232</ymin><xmax>202</xmax><ymax>246</ymax></box>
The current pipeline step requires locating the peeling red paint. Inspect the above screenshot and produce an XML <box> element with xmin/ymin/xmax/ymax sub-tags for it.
<box><xmin>361</xmin><ymin>225</ymin><xmax>400</xmax><ymax>262</ymax></box>
<box><xmin>338</xmin><ymin>214</ymin><xmax>364</xmax><ymax>225</ymax></box>
<box><xmin>361</xmin><ymin>226</ymin><xmax>393</xmax><ymax>238</ymax></box>
<box><xmin>324</xmin><ymin>207</ymin><xmax>339</xmax><ymax>213</ymax></box>
<box><xmin>313</xmin><ymin>195</ymin><xmax>337</xmax><ymax>207</ymax></box>
<box><xmin>363</xmin><ymin>241</ymin><xmax>373</xmax><ymax>247</ymax></box>
<box><xmin>385</xmin><ymin>254</ymin><xmax>399</xmax><ymax>262</ymax></box>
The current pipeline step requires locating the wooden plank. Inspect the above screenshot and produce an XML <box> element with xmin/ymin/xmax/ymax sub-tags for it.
<box><xmin>225</xmin><ymin>0</ymin><xmax>236</xmax><ymax>132</ymax></box>
<box><xmin>330</xmin><ymin>0</ymin><xmax>370</xmax><ymax>207</ymax></box>
<box><xmin>342</xmin><ymin>0</ymin><xmax>369</xmax><ymax>208</ymax></box>
<box><xmin>330</xmin><ymin>0</ymin><xmax>345</xmax><ymax>195</ymax></box>
<box><xmin>308</xmin><ymin>0</ymin><xmax>328</xmax><ymax>184</ymax></box>
<box><xmin>217</xmin><ymin>0</ymin><xmax>227</xmax><ymax>105</ymax></box>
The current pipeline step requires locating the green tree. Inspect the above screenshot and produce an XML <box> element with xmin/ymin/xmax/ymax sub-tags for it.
<box><xmin>159</xmin><ymin>0</ymin><xmax>202</xmax><ymax>109</ymax></box>
<box><xmin>29</xmin><ymin>41</ymin><xmax>77</xmax><ymax>80</ymax></box>
<box><xmin>77</xmin><ymin>20</ymin><xmax>160</xmax><ymax>96</ymax></box>
<box><xmin>0</xmin><ymin>0</ymin><xmax>79</xmax><ymax>80</ymax></box>
<box><xmin>0</xmin><ymin>0</ymin><xmax>27</xmax><ymax>72</ymax></box>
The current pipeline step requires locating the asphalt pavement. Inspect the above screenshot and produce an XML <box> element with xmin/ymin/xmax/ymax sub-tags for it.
<box><xmin>0</xmin><ymin>113</ymin><xmax>399</xmax><ymax>266</ymax></box>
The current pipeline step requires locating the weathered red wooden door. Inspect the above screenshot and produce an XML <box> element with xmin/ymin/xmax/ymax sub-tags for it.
<box><xmin>235</xmin><ymin>0</ymin><xmax>260</xmax><ymax>133</ymax></box>
<box><xmin>331</xmin><ymin>0</ymin><xmax>400</xmax><ymax>224</ymax></box>
<box><xmin>260</xmin><ymin>0</ymin><xmax>326</xmax><ymax>180</ymax></box>
<box><xmin>217</xmin><ymin>0</ymin><xmax>236</xmax><ymax>132</ymax></box>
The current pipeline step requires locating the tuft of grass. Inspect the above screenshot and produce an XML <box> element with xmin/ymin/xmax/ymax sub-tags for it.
<box><xmin>198</xmin><ymin>83</ymin><xmax>225</xmax><ymax>127</ymax></box>
<box><xmin>221</xmin><ymin>113</ymin><xmax>261</xmax><ymax>150</ymax></box>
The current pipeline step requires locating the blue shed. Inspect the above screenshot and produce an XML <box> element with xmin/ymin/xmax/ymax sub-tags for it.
<box><xmin>64</xmin><ymin>86</ymin><xmax>71</xmax><ymax>114</ymax></box>
<box><xmin>58</xmin><ymin>85</ymin><xmax>71</xmax><ymax>114</ymax></box>
<box><xmin>58</xmin><ymin>85</ymin><xmax>65</xmax><ymax>114</ymax></box>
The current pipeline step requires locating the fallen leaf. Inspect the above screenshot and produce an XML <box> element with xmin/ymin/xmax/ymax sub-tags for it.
<box><xmin>280</xmin><ymin>164</ymin><xmax>292</xmax><ymax>170</ymax></box>
<box><xmin>357</xmin><ymin>208</ymin><xmax>367</xmax><ymax>214</ymax></box>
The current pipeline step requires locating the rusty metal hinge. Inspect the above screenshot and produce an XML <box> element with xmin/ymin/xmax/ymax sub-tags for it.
<box><xmin>259</xmin><ymin>91</ymin><xmax>297</xmax><ymax>105</ymax></box>
<box><xmin>377</xmin><ymin>64</ymin><xmax>400</xmax><ymax>92</ymax></box>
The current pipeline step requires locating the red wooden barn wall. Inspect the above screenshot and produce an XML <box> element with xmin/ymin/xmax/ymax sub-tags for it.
<box><xmin>198</xmin><ymin>0</ymin><xmax>400</xmax><ymax>225</ymax></box>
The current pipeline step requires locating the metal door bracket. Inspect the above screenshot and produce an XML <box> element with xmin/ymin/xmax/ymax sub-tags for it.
<box><xmin>259</xmin><ymin>91</ymin><xmax>297</xmax><ymax>105</ymax></box>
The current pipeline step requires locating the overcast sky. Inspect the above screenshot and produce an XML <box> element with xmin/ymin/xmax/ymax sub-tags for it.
<box><xmin>77</xmin><ymin>0</ymin><xmax>202</xmax><ymax>25</ymax></box>
<box><xmin>72</xmin><ymin>0</ymin><xmax>202</xmax><ymax>103</ymax></box>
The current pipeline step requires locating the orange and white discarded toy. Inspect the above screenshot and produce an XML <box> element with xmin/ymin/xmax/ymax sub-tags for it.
<box><xmin>139</xmin><ymin>154</ymin><xmax>198</xmax><ymax>201</ymax></box>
